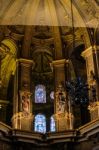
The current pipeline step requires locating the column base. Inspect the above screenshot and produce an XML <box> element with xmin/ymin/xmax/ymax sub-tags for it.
<box><xmin>12</xmin><ymin>112</ymin><xmax>34</xmax><ymax>131</ymax></box>
<box><xmin>53</xmin><ymin>112</ymin><xmax>74</xmax><ymax>132</ymax></box>
<box><xmin>88</xmin><ymin>101</ymin><xmax>99</xmax><ymax>121</ymax></box>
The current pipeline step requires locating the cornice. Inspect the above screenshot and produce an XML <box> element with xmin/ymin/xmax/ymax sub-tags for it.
<box><xmin>17</xmin><ymin>58</ymin><xmax>35</xmax><ymax>67</ymax></box>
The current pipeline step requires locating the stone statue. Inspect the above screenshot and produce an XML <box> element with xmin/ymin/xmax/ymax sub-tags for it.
<box><xmin>21</xmin><ymin>92</ymin><xmax>30</xmax><ymax>114</ymax></box>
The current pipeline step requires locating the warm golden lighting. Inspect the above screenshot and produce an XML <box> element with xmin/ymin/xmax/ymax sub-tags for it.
<box><xmin>0</xmin><ymin>79</ymin><xmax>2</xmax><ymax>88</ymax></box>
<box><xmin>0</xmin><ymin>104</ymin><xmax>2</xmax><ymax>109</ymax></box>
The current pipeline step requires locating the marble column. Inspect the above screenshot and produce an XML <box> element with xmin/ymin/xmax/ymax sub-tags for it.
<box><xmin>82</xmin><ymin>46</ymin><xmax>99</xmax><ymax>121</ymax></box>
<box><xmin>52</xmin><ymin>59</ymin><xmax>73</xmax><ymax>131</ymax></box>
<box><xmin>12</xmin><ymin>58</ymin><xmax>35</xmax><ymax>131</ymax></box>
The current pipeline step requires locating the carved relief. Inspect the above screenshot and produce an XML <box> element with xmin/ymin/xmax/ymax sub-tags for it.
<box><xmin>55</xmin><ymin>84</ymin><xmax>66</xmax><ymax>114</ymax></box>
<box><xmin>20</xmin><ymin>91</ymin><xmax>31</xmax><ymax>115</ymax></box>
<box><xmin>76</xmin><ymin>0</ymin><xmax>99</xmax><ymax>27</ymax></box>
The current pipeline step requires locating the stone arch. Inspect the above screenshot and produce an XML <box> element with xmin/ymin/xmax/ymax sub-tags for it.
<box><xmin>95</xmin><ymin>25</ymin><xmax>99</xmax><ymax>45</ymax></box>
<box><xmin>34</xmin><ymin>113</ymin><xmax>46</xmax><ymax>133</ymax></box>
<box><xmin>0</xmin><ymin>38</ymin><xmax>17</xmax><ymax>98</ymax></box>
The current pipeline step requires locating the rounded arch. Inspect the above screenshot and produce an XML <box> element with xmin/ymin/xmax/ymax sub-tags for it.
<box><xmin>50</xmin><ymin>115</ymin><xmax>55</xmax><ymax>132</ymax></box>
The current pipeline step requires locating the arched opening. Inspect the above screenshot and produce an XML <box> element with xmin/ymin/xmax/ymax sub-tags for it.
<box><xmin>50</xmin><ymin>116</ymin><xmax>55</xmax><ymax>132</ymax></box>
<box><xmin>34</xmin><ymin>114</ymin><xmax>46</xmax><ymax>133</ymax></box>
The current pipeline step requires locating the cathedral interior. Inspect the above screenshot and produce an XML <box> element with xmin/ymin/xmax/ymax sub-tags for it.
<box><xmin>0</xmin><ymin>0</ymin><xmax>99</xmax><ymax>150</ymax></box>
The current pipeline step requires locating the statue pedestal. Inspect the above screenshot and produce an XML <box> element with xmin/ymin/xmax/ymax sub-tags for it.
<box><xmin>54</xmin><ymin>112</ymin><xmax>73</xmax><ymax>132</ymax></box>
<box><xmin>88</xmin><ymin>101</ymin><xmax>99</xmax><ymax>121</ymax></box>
<box><xmin>12</xmin><ymin>112</ymin><xmax>33</xmax><ymax>131</ymax></box>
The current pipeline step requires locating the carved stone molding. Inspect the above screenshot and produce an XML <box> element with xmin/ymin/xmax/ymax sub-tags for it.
<box><xmin>19</xmin><ymin>58</ymin><xmax>35</xmax><ymax>68</ymax></box>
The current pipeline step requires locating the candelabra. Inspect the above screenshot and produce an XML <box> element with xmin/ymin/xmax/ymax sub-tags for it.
<box><xmin>66</xmin><ymin>77</ymin><xmax>89</xmax><ymax>105</ymax></box>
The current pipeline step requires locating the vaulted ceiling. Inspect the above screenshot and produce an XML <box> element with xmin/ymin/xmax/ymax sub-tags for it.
<box><xmin>0</xmin><ymin>0</ymin><xmax>99</xmax><ymax>27</ymax></box>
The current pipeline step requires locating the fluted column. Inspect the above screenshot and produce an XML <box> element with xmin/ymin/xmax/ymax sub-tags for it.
<box><xmin>82</xmin><ymin>46</ymin><xmax>99</xmax><ymax>121</ymax></box>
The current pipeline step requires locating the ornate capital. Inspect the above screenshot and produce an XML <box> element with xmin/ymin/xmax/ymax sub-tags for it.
<box><xmin>82</xmin><ymin>46</ymin><xmax>93</xmax><ymax>58</ymax></box>
<box><xmin>82</xmin><ymin>45</ymin><xmax>99</xmax><ymax>59</ymax></box>
<box><xmin>19</xmin><ymin>58</ymin><xmax>34</xmax><ymax>67</ymax></box>
<box><xmin>52</xmin><ymin>59</ymin><xmax>69</xmax><ymax>67</ymax></box>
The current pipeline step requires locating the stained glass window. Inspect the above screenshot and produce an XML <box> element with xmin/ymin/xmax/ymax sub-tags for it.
<box><xmin>34</xmin><ymin>114</ymin><xmax>46</xmax><ymax>133</ymax></box>
<box><xmin>50</xmin><ymin>116</ymin><xmax>55</xmax><ymax>132</ymax></box>
<box><xmin>50</xmin><ymin>91</ymin><xmax>54</xmax><ymax>100</ymax></box>
<box><xmin>35</xmin><ymin>85</ymin><xmax>46</xmax><ymax>103</ymax></box>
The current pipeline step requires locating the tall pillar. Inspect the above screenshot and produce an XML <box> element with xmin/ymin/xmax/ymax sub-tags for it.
<box><xmin>52</xmin><ymin>59</ymin><xmax>73</xmax><ymax>131</ymax></box>
<box><xmin>0</xmin><ymin>38</ymin><xmax>17</xmax><ymax>98</ymax></box>
<box><xmin>0</xmin><ymin>37</ymin><xmax>17</xmax><ymax>124</ymax></box>
<box><xmin>12</xmin><ymin>58</ymin><xmax>35</xmax><ymax>131</ymax></box>
<box><xmin>82</xmin><ymin>46</ymin><xmax>99</xmax><ymax>121</ymax></box>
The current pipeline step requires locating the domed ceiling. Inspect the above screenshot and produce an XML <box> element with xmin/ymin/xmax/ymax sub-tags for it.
<box><xmin>0</xmin><ymin>0</ymin><xmax>99</xmax><ymax>27</ymax></box>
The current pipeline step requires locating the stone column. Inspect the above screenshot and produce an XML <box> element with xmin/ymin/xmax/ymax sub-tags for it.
<box><xmin>82</xmin><ymin>46</ymin><xmax>99</xmax><ymax>121</ymax></box>
<box><xmin>0</xmin><ymin>37</ymin><xmax>18</xmax><ymax>124</ymax></box>
<box><xmin>12</xmin><ymin>58</ymin><xmax>35</xmax><ymax>131</ymax></box>
<box><xmin>0</xmin><ymin>37</ymin><xmax>17</xmax><ymax>99</ymax></box>
<box><xmin>52</xmin><ymin>59</ymin><xmax>73</xmax><ymax>131</ymax></box>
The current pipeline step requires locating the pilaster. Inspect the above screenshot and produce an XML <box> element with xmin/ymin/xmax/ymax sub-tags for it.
<box><xmin>52</xmin><ymin>59</ymin><xmax>74</xmax><ymax>131</ymax></box>
<box><xmin>12</xmin><ymin>58</ymin><xmax>35</xmax><ymax>131</ymax></box>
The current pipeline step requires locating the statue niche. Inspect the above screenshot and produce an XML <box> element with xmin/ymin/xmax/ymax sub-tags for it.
<box><xmin>55</xmin><ymin>84</ymin><xmax>66</xmax><ymax>114</ymax></box>
<box><xmin>20</xmin><ymin>91</ymin><xmax>31</xmax><ymax>115</ymax></box>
